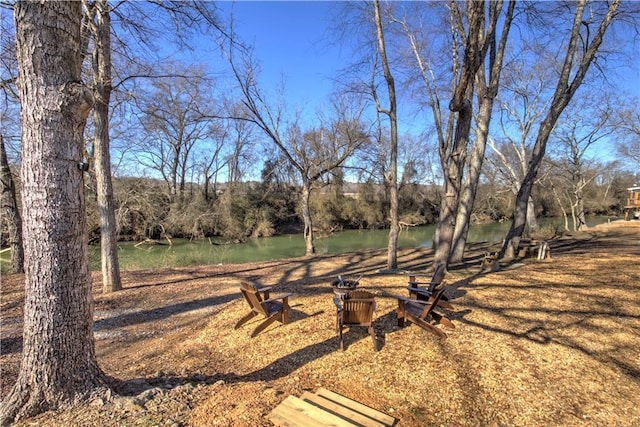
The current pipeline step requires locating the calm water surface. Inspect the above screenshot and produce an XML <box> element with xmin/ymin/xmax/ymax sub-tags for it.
<box><xmin>84</xmin><ymin>216</ymin><xmax>611</xmax><ymax>271</ymax></box>
<box><xmin>0</xmin><ymin>216</ymin><xmax>613</xmax><ymax>273</ymax></box>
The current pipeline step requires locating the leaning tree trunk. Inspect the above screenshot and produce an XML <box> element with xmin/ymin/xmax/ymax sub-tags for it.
<box><xmin>450</xmin><ymin>96</ymin><xmax>492</xmax><ymax>263</ymax></box>
<box><xmin>0</xmin><ymin>2</ymin><xmax>110</xmax><ymax>424</ymax></box>
<box><xmin>91</xmin><ymin>0</ymin><xmax>122</xmax><ymax>293</ymax></box>
<box><xmin>0</xmin><ymin>134</ymin><xmax>24</xmax><ymax>273</ymax></box>
<box><xmin>500</xmin><ymin>0</ymin><xmax>620</xmax><ymax>258</ymax></box>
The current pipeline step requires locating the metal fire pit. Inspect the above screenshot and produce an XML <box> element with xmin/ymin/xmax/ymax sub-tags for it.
<box><xmin>331</xmin><ymin>275</ymin><xmax>361</xmax><ymax>298</ymax></box>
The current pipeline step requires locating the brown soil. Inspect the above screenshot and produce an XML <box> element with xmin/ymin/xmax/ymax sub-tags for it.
<box><xmin>1</xmin><ymin>221</ymin><xmax>639</xmax><ymax>426</ymax></box>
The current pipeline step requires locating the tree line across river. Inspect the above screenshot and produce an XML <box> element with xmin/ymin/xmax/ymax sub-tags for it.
<box><xmin>76</xmin><ymin>172</ymin><xmax>634</xmax><ymax>245</ymax></box>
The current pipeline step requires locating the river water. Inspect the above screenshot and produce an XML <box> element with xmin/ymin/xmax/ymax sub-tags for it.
<box><xmin>84</xmin><ymin>216</ymin><xmax>612</xmax><ymax>271</ymax></box>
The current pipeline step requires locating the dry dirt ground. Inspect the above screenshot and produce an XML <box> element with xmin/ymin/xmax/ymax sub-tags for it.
<box><xmin>1</xmin><ymin>221</ymin><xmax>639</xmax><ymax>426</ymax></box>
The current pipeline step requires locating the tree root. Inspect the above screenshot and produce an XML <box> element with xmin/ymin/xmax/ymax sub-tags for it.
<box><xmin>0</xmin><ymin>376</ymin><xmax>113</xmax><ymax>426</ymax></box>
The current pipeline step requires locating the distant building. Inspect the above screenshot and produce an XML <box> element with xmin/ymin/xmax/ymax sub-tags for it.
<box><xmin>624</xmin><ymin>186</ymin><xmax>640</xmax><ymax>220</ymax></box>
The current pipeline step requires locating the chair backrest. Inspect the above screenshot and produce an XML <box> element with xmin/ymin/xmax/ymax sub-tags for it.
<box><xmin>239</xmin><ymin>280</ymin><xmax>269</xmax><ymax>317</ymax></box>
<box><xmin>408</xmin><ymin>263</ymin><xmax>446</xmax><ymax>301</ymax></box>
<box><xmin>342</xmin><ymin>290</ymin><xmax>375</xmax><ymax>326</ymax></box>
<box><xmin>427</xmin><ymin>263</ymin><xmax>446</xmax><ymax>293</ymax></box>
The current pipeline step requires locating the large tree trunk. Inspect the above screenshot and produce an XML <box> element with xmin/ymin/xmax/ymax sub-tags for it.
<box><xmin>301</xmin><ymin>182</ymin><xmax>315</xmax><ymax>255</ymax></box>
<box><xmin>433</xmin><ymin>0</ymin><xmax>486</xmax><ymax>268</ymax></box>
<box><xmin>0</xmin><ymin>134</ymin><xmax>24</xmax><ymax>273</ymax></box>
<box><xmin>433</xmin><ymin>99</ymin><xmax>471</xmax><ymax>267</ymax></box>
<box><xmin>451</xmin><ymin>97</ymin><xmax>491</xmax><ymax>262</ymax></box>
<box><xmin>90</xmin><ymin>0</ymin><xmax>122</xmax><ymax>293</ymax></box>
<box><xmin>0</xmin><ymin>2</ymin><xmax>110</xmax><ymax>424</ymax></box>
<box><xmin>450</xmin><ymin>0</ymin><xmax>515</xmax><ymax>263</ymax></box>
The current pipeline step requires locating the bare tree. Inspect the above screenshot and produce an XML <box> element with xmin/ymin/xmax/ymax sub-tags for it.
<box><xmin>0</xmin><ymin>11</ymin><xmax>23</xmax><ymax>274</ymax></box>
<box><xmin>501</xmin><ymin>0</ymin><xmax>622</xmax><ymax>258</ymax></box>
<box><xmin>488</xmin><ymin>54</ymin><xmax>556</xmax><ymax>233</ymax></box>
<box><xmin>226</xmin><ymin>37</ymin><xmax>368</xmax><ymax>255</ymax></box>
<box><xmin>1</xmin><ymin>2</ymin><xmax>110</xmax><ymax>423</ymax></box>
<box><xmin>372</xmin><ymin>0</ymin><xmax>400</xmax><ymax>269</ymax></box>
<box><xmin>136</xmin><ymin>69</ymin><xmax>216</xmax><ymax>198</ymax></box>
<box><xmin>450</xmin><ymin>0</ymin><xmax>515</xmax><ymax>263</ymax></box>
<box><xmin>617</xmin><ymin>104</ymin><xmax>640</xmax><ymax>168</ymax></box>
<box><xmin>550</xmin><ymin>98</ymin><xmax>614</xmax><ymax>231</ymax></box>
<box><xmin>82</xmin><ymin>0</ymin><xmax>121</xmax><ymax>292</ymax></box>
<box><xmin>430</xmin><ymin>0</ymin><xmax>483</xmax><ymax>268</ymax></box>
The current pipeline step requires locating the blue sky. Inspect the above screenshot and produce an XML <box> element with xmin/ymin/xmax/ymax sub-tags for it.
<box><xmin>216</xmin><ymin>1</ymin><xmax>640</xmax><ymax>106</ymax></box>
<box><xmin>210</xmin><ymin>1</ymin><xmax>639</xmax><ymax>168</ymax></box>
<box><xmin>218</xmin><ymin>1</ymin><xmax>345</xmax><ymax>112</ymax></box>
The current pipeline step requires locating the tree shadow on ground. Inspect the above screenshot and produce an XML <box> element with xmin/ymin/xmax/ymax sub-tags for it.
<box><xmin>93</xmin><ymin>293</ymin><xmax>240</xmax><ymax>332</ymax></box>
<box><xmin>113</xmin><ymin>305</ymin><xmax>410</xmax><ymax>398</ymax></box>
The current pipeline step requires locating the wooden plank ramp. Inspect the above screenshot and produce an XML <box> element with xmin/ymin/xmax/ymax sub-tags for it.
<box><xmin>268</xmin><ymin>388</ymin><xmax>395</xmax><ymax>427</ymax></box>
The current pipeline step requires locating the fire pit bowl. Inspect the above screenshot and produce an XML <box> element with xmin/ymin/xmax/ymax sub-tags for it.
<box><xmin>331</xmin><ymin>278</ymin><xmax>359</xmax><ymax>289</ymax></box>
<box><xmin>331</xmin><ymin>275</ymin><xmax>362</xmax><ymax>298</ymax></box>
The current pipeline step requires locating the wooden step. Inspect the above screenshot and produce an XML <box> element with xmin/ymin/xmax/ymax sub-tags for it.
<box><xmin>268</xmin><ymin>395</ymin><xmax>357</xmax><ymax>427</ymax></box>
<box><xmin>314</xmin><ymin>388</ymin><xmax>395</xmax><ymax>427</ymax></box>
<box><xmin>269</xmin><ymin>388</ymin><xmax>396</xmax><ymax>427</ymax></box>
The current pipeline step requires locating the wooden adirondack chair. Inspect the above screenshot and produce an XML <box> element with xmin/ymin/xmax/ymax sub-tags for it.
<box><xmin>234</xmin><ymin>280</ymin><xmax>292</xmax><ymax>338</ymax></box>
<box><xmin>396</xmin><ymin>285</ymin><xmax>455</xmax><ymax>339</ymax></box>
<box><xmin>333</xmin><ymin>290</ymin><xmax>376</xmax><ymax>351</ymax></box>
<box><xmin>407</xmin><ymin>263</ymin><xmax>454</xmax><ymax>310</ymax></box>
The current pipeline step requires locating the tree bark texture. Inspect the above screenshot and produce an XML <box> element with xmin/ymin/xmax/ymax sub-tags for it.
<box><xmin>301</xmin><ymin>182</ymin><xmax>315</xmax><ymax>255</ymax></box>
<box><xmin>90</xmin><ymin>0</ymin><xmax>122</xmax><ymax>293</ymax></box>
<box><xmin>433</xmin><ymin>98</ymin><xmax>471</xmax><ymax>267</ymax></box>
<box><xmin>0</xmin><ymin>134</ymin><xmax>24</xmax><ymax>273</ymax></box>
<box><xmin>1</xmin><ymin>2</ymin><xmax>109</xmax><ymax>424</ymax></box>
<box><xmin>433</xmin><ymin>0</ymin><xmax>486</xmax><ymax>268</ymax></box>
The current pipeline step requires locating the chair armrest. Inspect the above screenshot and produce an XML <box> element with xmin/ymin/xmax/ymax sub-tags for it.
<box><xmin>388</xmin><ymin>293</ymin><xmax>420</xmax><ymax>303</ymax></box>
<box><xmin>263</xmin><ymin>292</ymin><xmax>292</xmax><ymax>303</ymax></box>
<box><xmin>408</xmin><ymin>281</ymin><xmax>432</xmax><ymax>286</ymax></box>
<box><xmin>407</xmin><ymin>286</ymin><xmax>432</xmax><ymax>297</ymax></box>
<box><xmin>256</xmin><ymin>285</ymin><xmax>274</xmax><ymax>292</ymax></box>
<box><xmin>395</xmin><ymin>295</ymin><xmax>432</xmax><ymax>305</ymax></box>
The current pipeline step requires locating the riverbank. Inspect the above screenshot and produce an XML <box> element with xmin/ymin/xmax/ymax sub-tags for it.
<box><xmin>1</xmin><ymin>220</ymin><xmax>639</xmax><ymax>426</ymax></box>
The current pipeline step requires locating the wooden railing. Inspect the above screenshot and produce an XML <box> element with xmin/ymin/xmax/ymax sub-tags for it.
<box><xmin>627</xmin><ymin>196</ymin><xmax>640</xmax><ymax>207</ymax></box>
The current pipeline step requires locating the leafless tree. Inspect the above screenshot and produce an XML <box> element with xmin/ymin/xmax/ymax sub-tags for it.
<box><xmin>488</xmin><ymin>53</ymin><xmax>556</xmax><ymax>234</ymax></box>
<box><xmin>617</xmin><ymin>104</ymin><xmax>640</xmax><ymax>169</ymax></box>
<box><xmin>373</xmin><ymin>0</ymin><xmax>400</xmax><ymax>269</ymax></box>
<box><xmin>0</xmin><ymin>9</ymin><xmax>23</xmax><ymax>273</ymax></box>
<box><xmin>449</xmin><ymin>0</ymin><xmax>515</xmax><ymax>263</ymax></box>
<box><xmin>225</xmin><ymin>35</ymin><xmax>369</xmax><ymax>255</ymax></box>
<box><xmin>549</xmin><ymin>98</ymin><xmax>615</xmax><ymax>231</ymax></box>
<box><xmin>135</xmin><ymin>68</ymin><xmax>217</xmax><ymax>198</ymax></box>
<box><xmin>82</xmin><ymin>0</ymin><xmax>121</xmax><ymax>292</ymax></box>
<box><xmin>500</xmin><ymin>0</ymin><xmax>622</xmax><ymax>258</ymax></box>
<box><xmin>397</xmin><ymin>1</ymin><xmax>493</xmax><ymax>268</ymax></box>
